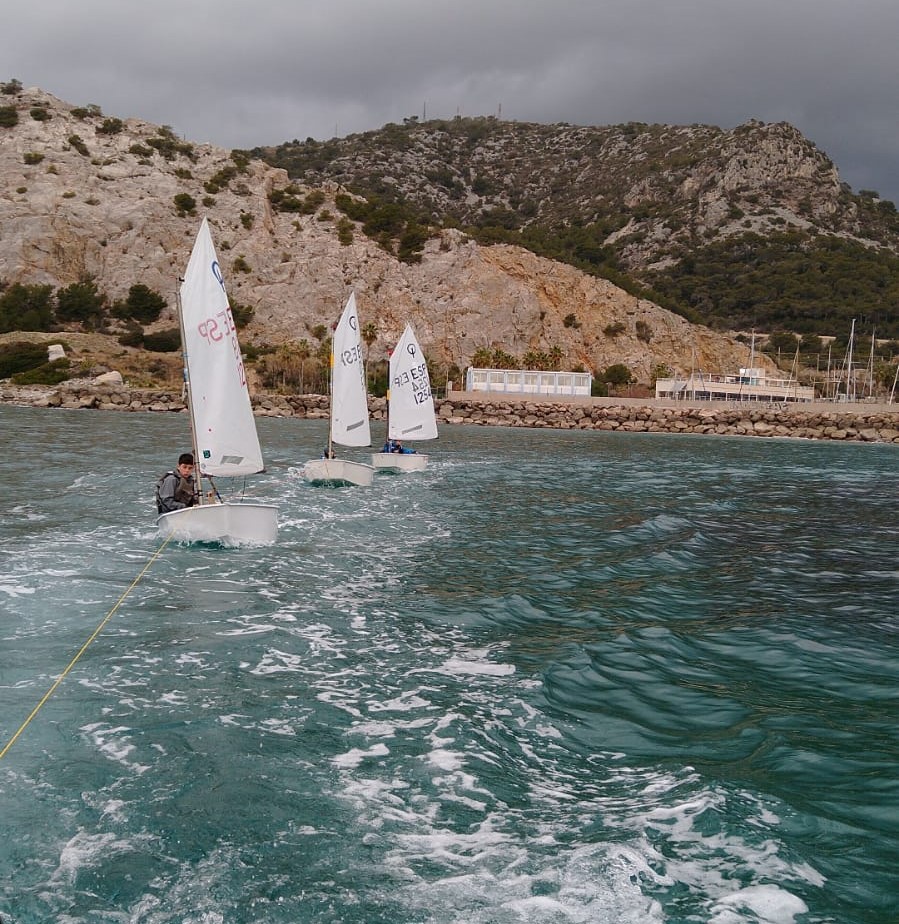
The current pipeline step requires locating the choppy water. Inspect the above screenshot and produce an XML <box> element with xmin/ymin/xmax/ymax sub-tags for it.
<box><xmin>0</xmin><ymin>404</ymin><xmax>897</xmax><ymax>923</ymax></box>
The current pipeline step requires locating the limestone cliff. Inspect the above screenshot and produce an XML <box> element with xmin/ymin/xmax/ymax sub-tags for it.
<box><xmin>0</xmin><ymin>87</ymin><xmax>759</xmax><ymax>381</ymax></box>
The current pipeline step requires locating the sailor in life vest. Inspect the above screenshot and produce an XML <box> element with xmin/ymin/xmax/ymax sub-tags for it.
<box><xmin>383</xmin><ymin>439</ymin><xmax>415</xmax><ymax>454</ymax></box>
<box><xmin>156</xmin><ymin>452</ymin><xmax>199</xmax><ymax>513</ymax></box>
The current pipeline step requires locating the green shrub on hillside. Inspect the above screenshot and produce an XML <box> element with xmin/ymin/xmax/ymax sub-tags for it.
<box><xmin>230</xmin><ymin>302</ymin><xmax>254</xmax><ymax>329</ymax></box>
<box><xmin>0</xmin><ymin>341</ymin><xmax>50</xmax><ymax>378</ymax></box>
<box><xmin>117</xmin><ymin>325</ymin><xmax>144</xmax><ymax>348</ymax></box>
<box><xmin>0</xmin><ymin>282</ymin><xmax>55</xmax><ymax>332</ymax></box>
<box><xmin>337</xmin><ymin>217</ymin><xmax>354</xmax><ymax>245</ymax></box>
<box><xmin>13</xmin><ymin>358</ymin><xmax>71</xmax><ymax>385</ymax></box>
<box><xmin>143</xmin><ymin>328</ymin><xmax>181</xmax><ymax>352</ymax></box>
<box><xmin>268</xmin><ymin>186</ymin><xmax>305</xmax><ymax>212</ymax></box>
<box><xmin>647</xmin><ymin>231</ymin><xmax>899</xmax><ymax>338</ymax></box>
<box><xmin>147</xmin><ymin>128</ymin><xmax>194</xmax><ymax>161</ymax></box>
<box><xmin>67</xmin><ymin>134</ymin><xmax>89</xmax><ymax>156</ymax></box>
<box><xmin>56</xmin><ymin>278</ymin><xmax>106</xmax><ymax>326</ymax></box>
<box><xmin>111</xmin><ymin>284</ymin><xmax>167</xmax><ymax>324</ymax></box>
<box><xmin>204</xmin><ymin>164</ymin><xmax>238</xmax><ymax>193</ymax></box>
<box><xmin>97</xmin><ymin>117</ymin><xmax>124</xmax><ymax>135</ymax></box>
<box><xmin>601</xmin><ymin>363</ymin><xmax>634</xmax><ymax>386</ymax></box>
<box><xmin>173</xmin><ymin>193</ymin><xmax>196</xmax><ymax>216</ymax></box>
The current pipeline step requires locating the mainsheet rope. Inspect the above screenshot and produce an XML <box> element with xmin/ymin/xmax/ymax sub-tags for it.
<box><xmin>0</xmin><ymin>534</ymin><xmax>174</xmax><ymax>761</ymax></box>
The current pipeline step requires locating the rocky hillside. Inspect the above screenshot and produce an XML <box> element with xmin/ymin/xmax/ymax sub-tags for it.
<box><xmin>1</xmin><ymin>86</ymin><xmax>777</xmax><ymax>385</ymax></box>
<box><xmin>258</xmin><ymin>118</ymin><xmax>859</xmax><ymax>258</ymax></box>
<box><xmin>257</xmin><ymin>117</ymin><xmax>899</xmax><ymax>339</ymax></box>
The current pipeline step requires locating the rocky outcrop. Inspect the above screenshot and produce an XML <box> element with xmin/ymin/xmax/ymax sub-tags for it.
<box><xmin>2</xmin><ymin>383</ymin><xmax>896</xmax><ymax>444</ymax></box>
<box><xmin>0</xmin><ymin>88</ymin><xmax>762</xmax><ymax>383</ymax></box>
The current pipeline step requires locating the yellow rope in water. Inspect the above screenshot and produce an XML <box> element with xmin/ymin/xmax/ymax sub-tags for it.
<box><xmin>0</xmin><ymin>535</ymin><xmax>173</xmax><ymax>761</ymax></box>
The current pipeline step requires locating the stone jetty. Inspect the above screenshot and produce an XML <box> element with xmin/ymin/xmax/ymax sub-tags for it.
<box><xmin>1</xmin><ymin>382</ymin><xmax>897</xmax><ymax>444</ymax></box>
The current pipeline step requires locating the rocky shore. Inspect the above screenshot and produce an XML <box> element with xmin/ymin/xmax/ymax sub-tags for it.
<box><xmin>2</xmin><ymin>382</ymin><xmax>898</xmax><ymax>444</ymax></box>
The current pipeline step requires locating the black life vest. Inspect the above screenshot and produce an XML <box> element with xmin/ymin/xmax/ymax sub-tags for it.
<box><xmin>155</xmin><ymin>471</ymin><xmax>197</xmax><ymax>512</ymax></box>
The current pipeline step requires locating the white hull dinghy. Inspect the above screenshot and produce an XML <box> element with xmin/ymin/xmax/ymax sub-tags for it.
<box><xmin>302</xmin><ymin>291</ymin><xmax>374</xmax><ymax>488</ymax></box>
<box><xmin>372</xmin><ymin>324</ymin><xmax>437</xmax><ymax>473</ymax></box>
<box><xmin>156</xmin><ymin>218</ymin><xmax>278</xmax><ymax>544</ymax></box>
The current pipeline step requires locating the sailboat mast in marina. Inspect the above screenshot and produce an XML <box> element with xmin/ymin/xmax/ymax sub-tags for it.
<box><xmin>156</xmin><ymin>217</ymin><xmax>278</xmax><ymax>544</ymax></box>
<box><xmin>302</xmin><ymin>292</ymin><xmax>374</xmax><ymax>487</ymax></box>
<box><xmin>371</xmin><ymin>324</ymin><xmax>437</xmax><ymax>473</ymax></box>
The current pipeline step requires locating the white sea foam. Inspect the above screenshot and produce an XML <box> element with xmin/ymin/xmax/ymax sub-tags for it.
<box><xmin>100</xmin><ymin>799</ymin><xmax>127</xmax><ymax>822</ymax></box>
<box><xmin>427</xmin><ymin>748</ymin><xmax>463</xmax><ymax>771</ymax></box>
<box><xmin>369</xmin><ymin>692</ymin><xmax>433</xmax><ymax>712</ymax></box>
<box><xmin>388</xmin><ymin>837</ymin><xmax>667</xmax><ymax>923</ymax></box>
<box><xmin>259</xmin><ymin>717</ymin><xmax>298</xmax><ymax>736</ymax></box>
<box><xmin>249</xmin><ymin>647</ymin><xmax>306</xmax><ymax>675</ymax></box>
<box><xmin>348</xmin><ymin>719</ymin><xmax>400</xmax><ymax>738</ymax></box>
<box><xmin>50</xmin><ymin>828</ymin><xmax>151</xmax><ymax>886</ymax></box>
<box><xmin>440</xmin><ymin>656</ymin><xmax>516</xmax><ymax>677</ymax></box>
<box><xmin>159</xmin><ymin>691</ymin><xmax>189</xmax><ymax>706</ymax></box>
<box><xmin>0</xmin><ymin>579</ymin><xmax>34</xmax><ymax>597</ymax></box>
<box><xmin>333</xmin><ymin>742</ymin><xmax>390</xmax><ymax>768</ymax></box>
<box><xmin>81</xmin><ymin>722</ymin><xmax>149</xmax><ymax>772</ymax></box>
<box><xmin>709</xmin><ymin>884</ymin><xmax>809</xmax><ymax>923</ymax></box>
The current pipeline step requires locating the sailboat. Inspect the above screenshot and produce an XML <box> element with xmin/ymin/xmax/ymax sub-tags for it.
<box><xmin>156</xmin><ymin>218</ymin><xmax>278</xmax><ymax>544</ymax></box>
<box><xmin>302</xmin><ymin>292</ymin><xmax>374</xmax><ymax>487</ymax></box>
<box><xmin>371</xmin><ymin>324</ymin><xmax>437</xmax><ymax>473</ymax></box>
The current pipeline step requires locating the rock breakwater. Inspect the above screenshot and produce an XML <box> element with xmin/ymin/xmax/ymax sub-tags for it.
<box><xmin>2</xmin><ymin>383</ymin><xmax>897</xmax><ymax>444</ymax></box>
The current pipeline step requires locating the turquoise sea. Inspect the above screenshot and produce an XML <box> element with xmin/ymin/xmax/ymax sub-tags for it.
<box><xmin>0</xmin><ymin>404</ymin><xmax>896</xmax><ymax>923</ymax></box>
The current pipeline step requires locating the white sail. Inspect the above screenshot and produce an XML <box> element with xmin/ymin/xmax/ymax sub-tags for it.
<box><xmin>180</xmin><ymin>218</ymin><xmax>264</xmax><ymax>477</ymax></box>
<box><xmin>387</xmin><ymin>324</ymin><xmax>438</xmax><ymax>441</ymax></box>
<box><xmin>330</xmin><ymin>292</ymin><xmax>371</xmax><ymax>447</ymax></box>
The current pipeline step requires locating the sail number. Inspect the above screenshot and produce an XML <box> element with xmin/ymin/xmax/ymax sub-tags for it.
<box><xmin>340</xmin><ymin>344</ymin><xmax>363</xmax><ymax>367</ymax></box>
<box><xmin>197</xmin><ymin>309</ymin><xmax>247</xmax><ymax>385</ymax></box>
<box><xmin>394</xmin><ymin>361</ymin><xmax>432</xmax><ymax>403</ymax></box>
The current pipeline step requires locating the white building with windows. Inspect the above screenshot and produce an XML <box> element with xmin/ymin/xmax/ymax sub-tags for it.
<box><xmin>655</xmin><ymin>367</ymin><xmax>815</xmax><ymax>403</ymax></box>
<box><xmin>465</xmin><ymin>368</ymin><xmax>593</xmax><ymax>397</ymax></box>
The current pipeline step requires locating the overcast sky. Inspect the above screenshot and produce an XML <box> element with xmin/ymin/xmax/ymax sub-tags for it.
<box><xmin>5</xmin><ymin>1</ymin><xmax>899</xmax><ymax>202</ymax></box>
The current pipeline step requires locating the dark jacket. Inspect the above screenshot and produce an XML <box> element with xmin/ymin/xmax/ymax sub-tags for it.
<box><xmin>156</xmin><ymin>470</ymin><xmax>198</xmax><ymax>513</ymax></box>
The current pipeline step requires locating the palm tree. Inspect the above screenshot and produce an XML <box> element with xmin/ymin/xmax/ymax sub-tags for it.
<box><xmin>549</xmin><ymin>345</ymin><xmax>563</xmax><ymax>371</ymax></box>
<box><xmin>296</xmin><ymin>338</ymin><xmax>311</xmax><ymax>393</ymax></box>
<box><xmin>472</xmin><ymin>346</ymin><xmax>493</xmax><ymax>368</ymax></box>
<box><xmin>361</xmin><ymin>322</ymin><xmax>378</xmax><ymax>389</ymax></box>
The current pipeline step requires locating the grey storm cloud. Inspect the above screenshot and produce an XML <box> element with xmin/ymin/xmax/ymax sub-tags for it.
<box><xmin>5</xmin><ymin>0</ymin><xmax>899</xmax><ymax>201</ymax></box>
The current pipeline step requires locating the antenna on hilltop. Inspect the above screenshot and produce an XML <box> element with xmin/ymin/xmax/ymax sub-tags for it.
<box><xmin>423</xmin><ymin>101</ymin><xmax>426</xmax><ymax>121</ymax></box>
<box><xmin>498</xmin><ymin>102</ymin><xmax>502</xmax><ymax>119</ymax></box>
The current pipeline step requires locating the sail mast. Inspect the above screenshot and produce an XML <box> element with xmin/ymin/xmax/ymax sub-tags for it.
<box><xmin>384</xmin><ymin>343</ymin><xmax>393</xmax><ymax>446</ymax></box>
<box><xmin>867</xmin><ymin>329</ymin><xmax>876</xmax><ymax>398</ymax></box>
<box><xmin>846</xmin><ymin>318</ymin><xmax>856</xmax><ymax>401</ymax></box>
<box><xmin>176</xmin><ymin>284</ymin><xmax>204</xmax><ymax>507</ymax></box>
<box><xmin>327</xmin><ymin>324</ymin><xmax>335</xmax><ymax>459</ymax></box>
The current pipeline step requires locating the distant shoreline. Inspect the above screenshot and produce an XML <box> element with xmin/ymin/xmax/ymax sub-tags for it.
<box><xmin>2</xmin><ymin>382</ymin><xmax>897</xmax><ymax>445</ymax></box>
